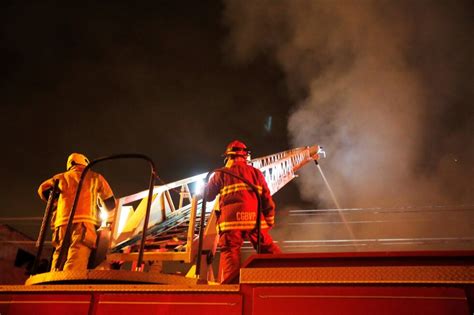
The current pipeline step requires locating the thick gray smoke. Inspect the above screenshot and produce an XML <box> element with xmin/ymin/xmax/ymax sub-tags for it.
<box><xmin>223</xmin><ymin>0</ymin><xmax>473</xmax><ymax>208</ymax></box>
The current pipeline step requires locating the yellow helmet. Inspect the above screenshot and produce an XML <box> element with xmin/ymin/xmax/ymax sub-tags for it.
<box><xmin>66</xmin><ymin>153</ymin><xmax>89</xmax><ymax>170</ymax></box>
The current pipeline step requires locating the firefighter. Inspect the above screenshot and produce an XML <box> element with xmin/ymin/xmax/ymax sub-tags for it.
<box><xmin>206</xmin><ymin>140</ymin><xmax>281</xmax><ymax>283</ymax></box>
<box><xmin>38</xmin><ymin>153</ymin><xmax>116</xmax><ymax>271</ymax></box>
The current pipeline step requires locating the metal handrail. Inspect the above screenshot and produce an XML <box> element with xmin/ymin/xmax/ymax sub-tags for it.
<box><xmin>32</xmin><ymin>179</ymin><xmax>58</xmax><ymax>274</ymax></box>
<box><xmin>54</xmin><ymin>154</ymin><xmax>156</xmax><ymax>272</ymax></box>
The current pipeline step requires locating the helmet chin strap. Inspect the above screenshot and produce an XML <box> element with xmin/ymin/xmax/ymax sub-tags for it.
<box><xmin>224</xmin><ymin>157</ymin><xmax>234</xmax><ymax>168</ymax></box>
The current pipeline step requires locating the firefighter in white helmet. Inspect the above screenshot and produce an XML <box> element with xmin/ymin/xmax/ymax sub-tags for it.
<box><xmin>205</xmin><ymin>140</ymin><xmax>281</xmax><ymax>283</ymax></box>
<box><xmin>38</xmin><ymin>153</ymin><xmax>116</xmax><ymax>271</ymax></box>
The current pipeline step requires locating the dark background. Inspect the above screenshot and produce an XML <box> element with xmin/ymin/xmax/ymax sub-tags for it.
<box><xmin>1</xmin><ymin>1</ymin><xmax>472</xmax><ymax>239</ymax></box>
<box><xmin>0</xmin><ymin>1</ymin><xmax>303</xmax><ymax>224</ymax></box>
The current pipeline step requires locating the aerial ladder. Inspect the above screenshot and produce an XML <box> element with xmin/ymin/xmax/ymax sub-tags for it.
<box><xmin>29</xmin><ymin>145</ymin><xmax>325</xmax><ymax>285</ymax></box>
<box><xmin>101</xmin><ymin>145</ymin><xmax>324</xmax><ymax>280</ymax></box>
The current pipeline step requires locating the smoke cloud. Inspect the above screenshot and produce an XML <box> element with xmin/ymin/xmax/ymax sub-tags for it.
<box><xmin>223</xmin><ymin>0</ymin><xmax>473</xmax><ymax>208</ymax></box>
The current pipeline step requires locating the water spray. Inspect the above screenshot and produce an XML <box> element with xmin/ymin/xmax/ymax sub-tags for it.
<box><xmin>313</xmin><ymin>147</ymin><xmax>357</xmax><ymax>246</ymax></box>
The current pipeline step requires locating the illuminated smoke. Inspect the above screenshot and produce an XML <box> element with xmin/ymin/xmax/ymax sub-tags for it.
<box><xmin>223</xmin><ymin>0</ymin><xmax>473</xmax><ymax>208</ymax></box>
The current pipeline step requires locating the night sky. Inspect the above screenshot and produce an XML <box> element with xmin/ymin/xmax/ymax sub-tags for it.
<box><xmin>1</xmin><ymin>1</ymin><xmax>473</xmax><ymax>235</ymax></box>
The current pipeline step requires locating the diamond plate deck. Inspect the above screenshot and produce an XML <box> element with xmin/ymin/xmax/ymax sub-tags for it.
<box><xmin>240</xmin><ymin>265</ymin><xmax>474</xmax><ymax>284</ymax></box>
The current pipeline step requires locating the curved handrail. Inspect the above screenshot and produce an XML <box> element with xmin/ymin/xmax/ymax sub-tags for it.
<box><xmin>55</xmin><ymin>154</ymin><xmax>156</xmax><ymax>272</ymax></box>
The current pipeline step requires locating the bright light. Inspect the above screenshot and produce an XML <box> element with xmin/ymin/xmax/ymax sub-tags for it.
<box><xmin>194</xmin><ymin>179</ymin><xmax>205</xmax><ymax>196</ymax></box>
<box><xmin>117</xmin><ymin>206</ymin><xmax>133</xmax><ymax>235</ymax></box>
<box><xmin>99</xmin><ymin>207</ymin><xmax>108</xmax><ymax>227</ymax></box>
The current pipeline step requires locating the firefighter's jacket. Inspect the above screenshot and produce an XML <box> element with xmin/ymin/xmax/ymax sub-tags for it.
<box><xmin>38</xmin><ymin>165</ymin><xmax>114</xmax><ymax>228</ymax></box>
<box><xmin>205</xmin><ymin>160</ymin><xmax>275</xmax><ymax>232</ymax></box>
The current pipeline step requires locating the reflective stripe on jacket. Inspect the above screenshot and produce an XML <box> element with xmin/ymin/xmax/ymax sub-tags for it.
<box><xmin>205</xmin><ymin>160</ymin><xmax>275</xmax><ymax>232</ymax></box>
<box><xmin>38</xmin><ymin>165</ymin><xmax>114</xmax><ymax>228</ymax></box>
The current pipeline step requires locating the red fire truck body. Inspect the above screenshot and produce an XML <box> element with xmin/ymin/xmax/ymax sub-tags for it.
<box><xmin>1</xmin><ymin>250</ymin><xmax>473</xmax><ymax>315</ymax></box>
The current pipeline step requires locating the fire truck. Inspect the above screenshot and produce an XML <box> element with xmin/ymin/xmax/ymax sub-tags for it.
<box><xmin>1</xmin><ymin>145</ymin><xmax>473</xmax><ymax>315</ymax></box>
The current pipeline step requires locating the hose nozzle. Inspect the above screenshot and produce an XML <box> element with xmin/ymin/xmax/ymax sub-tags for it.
<box><xmin>317</xmin><ymin>146</ymin><xmax>326</xmax><ymax>158</ymax></box>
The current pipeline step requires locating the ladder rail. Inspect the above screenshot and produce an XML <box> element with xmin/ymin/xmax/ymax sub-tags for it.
<box><xmin>108</xmin><ymin>145</ymin><xmax>322</xmax><ymax>268</ymax></box>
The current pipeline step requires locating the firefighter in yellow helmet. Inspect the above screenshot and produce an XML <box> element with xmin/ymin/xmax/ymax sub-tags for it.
<box><xmin>38</xmin><ymin>153</ymin><xmax>116</xmax><ymax>271</ymax></box>
<box><xmin>205</xmin><ymin>140</ymin><xmax>281</xmax><ymax>283</ymax></box>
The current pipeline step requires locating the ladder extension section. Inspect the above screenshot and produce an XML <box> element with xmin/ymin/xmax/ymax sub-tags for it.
<box><xmin>108</xmin><ymin>145</ymin><xmax>323</xmax><ymax>263</ymax></box>
<box><xmin>252</xmin><ymin>145</ymin><xmax>322</xmax><ymax>195</ymax></box>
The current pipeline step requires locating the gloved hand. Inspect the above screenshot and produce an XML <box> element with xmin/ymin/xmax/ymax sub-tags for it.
<box><xmin>264</xmin><ymin>215</ymin><xmax>275</xmax><ymax>228</ymax></box>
